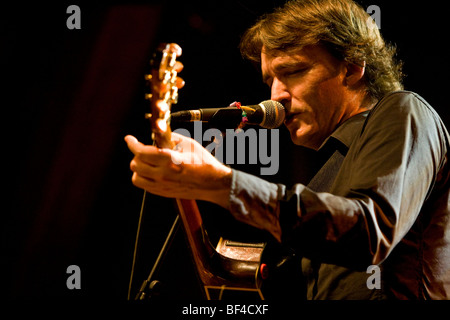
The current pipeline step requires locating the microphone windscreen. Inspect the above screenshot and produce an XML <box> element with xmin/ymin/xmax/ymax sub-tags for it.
<box><xmin>259</xmin><ymin>100</ymin><xmax>285</xmax><ymax>129</ymax></box>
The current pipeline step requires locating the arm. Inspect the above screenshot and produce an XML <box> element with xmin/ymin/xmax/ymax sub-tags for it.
<box><xmin>228</xmin><ymin>92</ymin><xmax>446</xmax><ymax>265</ymax></box>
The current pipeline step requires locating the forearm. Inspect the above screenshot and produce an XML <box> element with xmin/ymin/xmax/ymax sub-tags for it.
<box><xmin>226</xmin><ymin>168</ymin><xmax>420</xmax><ymax>266</ymax></box>
<box><xmin>226</xmin><ymin>169</ymin><xmax>369</xmax><ymax>259</ymax></box>
<box><xmin>197</xmin><ymin>165</ymin><xmax>233</xmax><ymax>210</ymax></box>
<box><xmin>228</xmin><ymin>169</ymin><xmax>283</xmax><ymax>242</ymax></box>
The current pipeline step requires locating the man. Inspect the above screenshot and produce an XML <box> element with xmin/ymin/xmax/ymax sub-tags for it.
<box><xmin>125</xmin><ymin>0</ymin><xmax>450</xmax><ymax>299</ymax></box>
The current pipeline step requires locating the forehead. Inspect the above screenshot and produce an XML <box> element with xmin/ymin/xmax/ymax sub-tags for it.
<box><xmin>261</xmin><ymin>45</ymin><xmax>340</xmax><ymax>81</ymax></box>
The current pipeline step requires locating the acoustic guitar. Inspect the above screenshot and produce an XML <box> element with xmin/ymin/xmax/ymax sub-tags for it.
<box><xmin>142</xmin><ymin>43</ymin><xmax>274</xmax><ymax>300</ymax></box>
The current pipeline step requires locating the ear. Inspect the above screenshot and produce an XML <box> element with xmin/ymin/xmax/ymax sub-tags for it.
<box><xmin>344</xmin><ymin>61</ymin><xmax>366</xmax><ymax>87</ymax></box>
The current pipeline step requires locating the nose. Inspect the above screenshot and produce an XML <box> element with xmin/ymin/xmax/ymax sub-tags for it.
<box><xmin>271</xmin><ymin>78</ymin><xmax>290</xmax><ymax>108</ymax></box>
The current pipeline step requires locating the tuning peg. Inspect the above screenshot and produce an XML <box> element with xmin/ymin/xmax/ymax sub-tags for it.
<box><xmin>145</xmin><ymin>93</ymin><xmax>153</xmax><ymax>100</ymax></box>
<box><xmin>144</xmin><ymin>74</ymin><xmax>152</xmax><ymax>81</ymax></box>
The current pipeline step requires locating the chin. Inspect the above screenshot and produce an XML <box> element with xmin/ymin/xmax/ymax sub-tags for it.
<box><xmin>290</xmin><ymin>129</ymin><xmax>321</xmax><ymax>150</ymax></box>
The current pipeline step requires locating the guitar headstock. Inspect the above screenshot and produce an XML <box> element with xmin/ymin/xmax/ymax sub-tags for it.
<box><xmin>145</xmin><ymin>43</ymin><xmax>182</xmax><ymax>149</ymax></box>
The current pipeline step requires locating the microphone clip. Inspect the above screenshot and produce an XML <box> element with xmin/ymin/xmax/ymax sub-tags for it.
<box><xmin>229</xmin><ymin>101</ymin><xmax>248</xmax><ymax>131</ymax></box>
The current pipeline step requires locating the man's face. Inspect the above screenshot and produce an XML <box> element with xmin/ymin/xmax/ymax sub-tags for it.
<box><xmin>261</xmin><ymin>45</ymin><xmax>363</xmax><ymax>149</ymax></box>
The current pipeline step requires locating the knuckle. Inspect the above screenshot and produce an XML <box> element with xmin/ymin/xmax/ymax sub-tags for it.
<box><xmin>131</xmin><ymin>172</ymin><xmax>139</xmax><ymax>185</ymax></box>
<box><xmin>130</xmin><ymin>159</ymin><xmax>137</xmax><ymax>171</ymax></box>
<box><xmin>134</xmin><ymin>150</ymin><xmax>146</xmax><ymax>161</ymax></box>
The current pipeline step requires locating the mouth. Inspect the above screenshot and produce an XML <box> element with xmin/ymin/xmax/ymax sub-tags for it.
<box><xmin>284</xmin><ymin>112</ymin><xmax>300</xmax><ymax>126</ymax></box>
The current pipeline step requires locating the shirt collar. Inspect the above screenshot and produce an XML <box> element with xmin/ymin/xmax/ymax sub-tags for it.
<box><xmin>318</xmin><ymin>110</ymin><xmax>370</xmax><ymax>151</ymax></box>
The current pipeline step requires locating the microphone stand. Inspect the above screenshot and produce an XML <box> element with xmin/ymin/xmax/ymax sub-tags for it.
<box><xmin>135</xmin><ymin>214</ymin><xmax>180</xmax><ymax>300</ymax></box>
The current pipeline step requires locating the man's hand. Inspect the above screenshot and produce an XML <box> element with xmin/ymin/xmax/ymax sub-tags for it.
<box><xmin>125</xmin><ymin>132</ymin><xmax>232</xmax><ymax>209</ymax></box>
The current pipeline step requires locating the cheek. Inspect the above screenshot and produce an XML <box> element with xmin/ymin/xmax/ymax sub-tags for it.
<box><xmin>288</xmin><ymin>80</ymin><xmax>345</xmax><ymax>148</ymax></box>
<box><xmin>317</xmin><ymin>75</ymin><xmax>345</xmax><ymax>106</ymax></box>
<box><xmin>314</xmin><ymin>78</ymin><xmax>346</xmax><ymax>122</ymax></box>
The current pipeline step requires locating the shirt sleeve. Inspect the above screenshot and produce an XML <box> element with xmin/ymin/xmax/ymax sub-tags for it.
<box><xmin>229</xmin><ymin>169</ymin><xmax>284</xmax><ymax>242</ymax></box>
<box><xmin>228</xmin><ymin>92</ymin><xmax>447</xmax><ymax>266</ymax></box>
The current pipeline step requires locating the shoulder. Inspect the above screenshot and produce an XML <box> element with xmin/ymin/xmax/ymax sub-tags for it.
<box><xmin>357</xmin><ymin>91</ymin><xmax>449</xmax><ymax>161</ymax></box>
<box><xmin>362</xmin><ymin>91</ymin><xmax>447</xmax><ymax>136</ymax></box>
<box><xmin>367</xmin><ymin>91</ymin><xmax>441</xmax><ymax>124</ymax></box>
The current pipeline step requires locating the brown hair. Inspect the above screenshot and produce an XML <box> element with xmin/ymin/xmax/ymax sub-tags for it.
<box><xmin>239</xmin><ymin>0</ymin><xmax>403</xmax><ymax>102</ymax></box>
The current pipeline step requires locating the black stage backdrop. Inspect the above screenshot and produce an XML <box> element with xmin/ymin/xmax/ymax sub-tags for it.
<box><xmin>3</xmin><ymin>0</ymin><xmax>449</xmax><ymax>302</ymax></box>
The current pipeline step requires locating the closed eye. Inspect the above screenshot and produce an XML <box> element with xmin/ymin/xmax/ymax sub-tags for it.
<box><xmin>286</xmin><ymin>68</ymin><xmax>307</xmax><ymax>77</ymax></box>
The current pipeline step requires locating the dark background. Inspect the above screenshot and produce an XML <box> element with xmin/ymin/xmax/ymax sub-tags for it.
<box><xmin>3</xmin><ymin>0</ymin><xmax>449</xmax><ymax>303</ymax></box>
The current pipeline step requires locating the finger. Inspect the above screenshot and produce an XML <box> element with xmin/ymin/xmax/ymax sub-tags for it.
<box><xmin>131</xmin><ymin>172</ymin><xmax>156</xmax><ymax>191</ymax></box>
<box><xmin>125</xmin><ymin>135</ymin><xmax>173</xmax><ymax>166</ymax></box>
<box><xmin>171</xmin><ymin>131</ymin><xmax>197</xmax><ymax>146</ymax></box>
<box><xmin>125</xmin><ymin>135</ymin><xmax>153</xmax><ymax>156</ymax></box>
<box><xmin>131</xmin><ymin>172</ymin><xmax>183</xmax><ymax>198</ymax></box>
<box><xmin>124</xmin><ymin>134</ymin><xmax>139</xmax><ymax>146</ymax></box>
<box><xmin>130</xmin><ymin>158</ymin><xmax>155</xmax><ymax>178</ymax></box>
<box><xmin>130</xmin><ymin>156</ymin><xmax>182</xmax><ymax>181</ymax></box>
<box><xmin>170</xmin><ymin>132</ymin><xmax>184</xmax><ymax>146</ymax></box>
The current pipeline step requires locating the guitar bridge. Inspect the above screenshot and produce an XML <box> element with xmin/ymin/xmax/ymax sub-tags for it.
<box><xmin>216</xmin><ymin>237</ymin><xmax>265</xmax><ymax>262</ymax></box>
<box><xmin>223</xmin><ymin>240</ymin><xmax>265</xmax><ymax>248</ymax></box>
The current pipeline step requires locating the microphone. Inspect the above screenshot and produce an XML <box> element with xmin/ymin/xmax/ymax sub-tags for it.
<box><xmin>170</xmin><ymin>100</ymin><xmax>285</xmax><ymax>129</ymax></box>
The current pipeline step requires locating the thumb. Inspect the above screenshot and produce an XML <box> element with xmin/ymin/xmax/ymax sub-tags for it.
<box><xmin>124</xmin><ymin>135</ymin><xmax>145</xmax><ymax>154</ymax></box>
